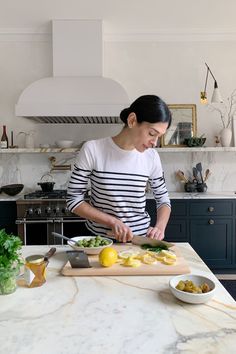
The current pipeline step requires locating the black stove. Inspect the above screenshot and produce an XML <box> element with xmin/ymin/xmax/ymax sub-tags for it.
<box><xmin>24</xmin><ymin>189</ymin><xmax>67</xmax><ymax>200</ymax></box>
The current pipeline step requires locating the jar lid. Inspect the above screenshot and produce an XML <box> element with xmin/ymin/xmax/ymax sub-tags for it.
<box><xmin>25</xmin><ymin>254</ymin><xmax>44</xmax><ymax>264</ymax></box>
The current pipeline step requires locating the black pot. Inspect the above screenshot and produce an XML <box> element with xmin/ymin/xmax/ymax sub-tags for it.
<box><xmin>37</xmin><ymin>182</ymin><xmax>55</xmax><ymax>192</ymax></box>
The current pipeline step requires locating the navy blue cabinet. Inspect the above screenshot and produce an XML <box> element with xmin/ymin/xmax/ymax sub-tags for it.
<box><xmin>146</xmin><ymin>198</ymin><xmax>235</xmax><ymax>270</ymax></box>
<box><xmin>146</xmin><ymin>199</ymin><xmax>189</xmax><ymax>242</ymax></box>
<box><xmin>0</xmin><ymin>201</ymin><xmax>17</xmax><ymax>235</ymax></box>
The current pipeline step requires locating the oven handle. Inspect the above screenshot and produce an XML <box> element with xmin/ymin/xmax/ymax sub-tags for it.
<box><xmin>54</xmin><ymin>218</ymin><xmax>86</xmax><ymax>223</ymax></box>
<box><xmin>16</xmin><ymin>219</ymin><xmax>54</xmax><ymax>224</ymax></box>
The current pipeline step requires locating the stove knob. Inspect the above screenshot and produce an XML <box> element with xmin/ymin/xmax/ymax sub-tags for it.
<box><xmin>27</xmin><ymin>208</ymin><xmax>33</xmax><ymax>215</ymax></box>
<box><xmin>62</xmin><ymin>207</ymin><xmax>69</xmax><ymax>214</ymax></box>
<box><xmin>35</xmin><ymin>208</ymin><xmax>42</xmax><ymax>215</ymax></box>
<box><xmin>45</xmin><ymin>207</ymin><xmax>52</xmax><ymax>214</ymax></box>
<box><xmin>54</xmin><ymin>207</ymin><xmax>60</xmax><ymax>214</ymax></box>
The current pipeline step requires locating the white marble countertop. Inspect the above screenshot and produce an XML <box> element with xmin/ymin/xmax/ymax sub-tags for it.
<box><xmin>0</xmin><ymin>192</ymin><xmax>236</xmax><ymax>201</ymax></box>
<box><xmin>1</xmin><ymin>243</ymin><xmax>235</xmax><ymax>354</ymax></box>
<box><xmin>146</xmin><ymin>191</ymin><xmax>236</xmax><ymax>199</ymax></box>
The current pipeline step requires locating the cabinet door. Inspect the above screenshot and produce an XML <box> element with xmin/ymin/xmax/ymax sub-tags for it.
<box><xmin>190</xmin><ymin>218</ymin><xmax>233</xmax><ymax>268</ymax></box>
<box><xmin>0</xmin><ymin>202</ymin><xmax>17</xmax><ymax>235</ymax></box>
<box><xmin>165</xmin><ymin>220</ymin><xmax>188</xmax><ymax>242</ymax></box>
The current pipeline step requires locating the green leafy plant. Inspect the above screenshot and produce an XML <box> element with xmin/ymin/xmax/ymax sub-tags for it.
<box><xmin>0</xmin><ymin>229</ymin><xmax>23</xmax><ymax>271</ymax></box>
<box><xmin>0</xmin><ymin>229</ymin><xmax>23</xmax><ymax>294</ymax></box>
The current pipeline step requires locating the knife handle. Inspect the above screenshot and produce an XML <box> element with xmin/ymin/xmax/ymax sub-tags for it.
<box><xmin>44</xmin><ymin>247</ymin><xmax>56</xmax><ymax>261</ymax></box>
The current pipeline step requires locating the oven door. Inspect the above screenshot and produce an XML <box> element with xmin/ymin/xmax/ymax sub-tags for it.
<box><xmin>16</xmin><ymin>218</ymin><xmax>54</xmax><ymax>245</ymax></box>
<box><xmin>51</xmin><ymin>218</ymin><xmax>90</xmax><ymax>244</ymax></box>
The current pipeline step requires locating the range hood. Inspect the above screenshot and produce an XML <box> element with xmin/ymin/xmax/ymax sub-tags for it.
<box><xmin>15</xmin><ymin>20</ymin><xmax>129</xmax><ymax>124</ymax></box>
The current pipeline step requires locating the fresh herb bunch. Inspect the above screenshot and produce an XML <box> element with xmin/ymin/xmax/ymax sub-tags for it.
<box><xmin>141</xmin><ymin>244</ymin><xmax>168</xmax><ymax>253</ymax></box>
<box><xmin>0</xmin><ymin>229</ymin><xmax>23</xmax><ymax>270</ymax></box>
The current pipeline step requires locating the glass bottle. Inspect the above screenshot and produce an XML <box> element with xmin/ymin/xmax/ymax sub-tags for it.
<box><xmin>0</xmin><ymin>125</ymin><xmax>8</xmax><ymax>149</ymax></box>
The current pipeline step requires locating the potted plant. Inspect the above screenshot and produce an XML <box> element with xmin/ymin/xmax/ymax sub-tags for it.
<box><xmin>0</xmin><ymin>229</ymin><xmax>23</xmax><ymax>295</ymax></box>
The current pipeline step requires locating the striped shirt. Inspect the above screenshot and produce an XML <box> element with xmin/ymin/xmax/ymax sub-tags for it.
<box><xmin>66</xmin><ymin>137</ymin><xmax>170</xmax><ymax>236</ymax></box>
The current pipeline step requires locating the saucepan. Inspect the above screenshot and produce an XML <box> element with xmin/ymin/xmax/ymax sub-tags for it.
<box><xmin>37</xmin><ymin>173</ymin><xmax>55</xmax><ymax>192</ymax></box>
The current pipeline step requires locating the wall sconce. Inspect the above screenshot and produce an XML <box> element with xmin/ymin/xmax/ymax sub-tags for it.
<box><xmin>200</xmin><ymin>63</ymin><xmax>223</xmax><ymax>104</ymax></box>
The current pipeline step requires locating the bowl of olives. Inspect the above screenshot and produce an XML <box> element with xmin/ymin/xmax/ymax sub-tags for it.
<box><xmin>67</xmin><ymin>235</ymin><xmax>113</xmax><ymax>255</ymax></box>
<box><xmin>169</xmin><ymin>274</ymin><xmax>216</xmax><ymax>304</ymax></box>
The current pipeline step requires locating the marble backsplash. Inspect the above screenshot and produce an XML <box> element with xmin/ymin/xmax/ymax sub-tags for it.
<box><xmin>0</xmin><ymin>150</ymin><xmax>236</xmax><ymax>194</ymax></box>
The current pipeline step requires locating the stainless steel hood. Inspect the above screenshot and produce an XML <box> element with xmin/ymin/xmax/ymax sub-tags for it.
<box><xmin>15</xmin><ymin>20</ymin><xmax>129</xmax><ymax>124</ymax></box>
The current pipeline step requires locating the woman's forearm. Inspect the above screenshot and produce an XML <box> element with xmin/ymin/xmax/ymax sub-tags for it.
<box><xmin>155</xmin><ymin>204</ymin><xmax>171</xmax><ymax>232</ymax></box>
<box><xmin>72</xmin><ymin>201</ymin><xmax>117</xmax><ymax>229</ymax></box>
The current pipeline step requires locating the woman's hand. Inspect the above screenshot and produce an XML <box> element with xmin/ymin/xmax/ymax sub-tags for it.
<box><xmin>108</xmin><ymin>221</ymin><xmax>133</xmax><ymax>243</ymax></box>
<box><xmin>146</xmin><ymin>226</ymin><xmax>164</xmax><ymax>240</ymax></box>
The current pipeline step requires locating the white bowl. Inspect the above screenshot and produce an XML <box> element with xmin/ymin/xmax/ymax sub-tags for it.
<box><xmin>169</xmin><ymin>274</ymin><xmax>216</xmax><ymax>304</ymax></box>
<box><xmin>67</xmin><ymin>236</ymin><xmax>113</xmax><ymax>255</ymax></box>
<box><xmin>55</xmin><ymin>140</ymin><xmax>74</xmax><ymax>148</ymax></box>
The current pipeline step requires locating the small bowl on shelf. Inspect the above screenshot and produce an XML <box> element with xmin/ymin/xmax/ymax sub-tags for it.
<box><xmin>169</xmin><ymin>274</ymin><xmax>216</xmax><ymax>304</ymax></box>
<box><xmin>55</xmin><ymin>140</ymin><xmax>74</xmax><ymax>148</ymax></box>
<box><xmin>0</xmin><ymin>184</ymin><xmax>24</xmax><ymax>196</ymax></box>
<box><xmin>184</xmin><ymin>137</ymin><xmax>206</xmax><ymax>147</ymax></box>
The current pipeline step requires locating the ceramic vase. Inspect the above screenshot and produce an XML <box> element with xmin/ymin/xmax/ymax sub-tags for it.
<box><xmin>220</xmin><ymin>127</ymin><xmax>232</xmax><ymax>147</ymax></box>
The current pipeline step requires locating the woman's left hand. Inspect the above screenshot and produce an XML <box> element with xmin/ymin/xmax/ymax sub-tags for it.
<box><xmin>146</xmin><ymin>226</ymin><xmax>164</xmax><ymax>240</ymax></box>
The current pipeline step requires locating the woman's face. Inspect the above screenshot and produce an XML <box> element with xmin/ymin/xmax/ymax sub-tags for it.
<box><xmin>128</xmin><ymin>114</ymin><xmax>169</xmax><ymax>152</ymax></box>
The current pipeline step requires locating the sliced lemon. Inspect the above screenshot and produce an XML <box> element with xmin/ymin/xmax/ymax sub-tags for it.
<box><xmin>122</xmin><ymin>256</ymin><xmax>141</xmax><ymax>267</ymax></box>
<box><xmin>141</xmin><ymin>254</ymin><xmax>157</xmax><ymax>265</ymax></box>
<box><xmin>118</xmin><ymin>249</ymin><xmax>140</xmax><ymax>259</ymax></box>
<box><xmin>154</xmin><ymin>254</ymin><xmax>166</xmax><ymax>262</ymax></box>
<box><xmin>162</xmin><ymin>257</ymin><xmax>176</xmax><ymax>265</ymax></box>
<box><xmin>159</xmin><ymin>250</ymin><xmax>177</xmax><ymax>260</ymax></box>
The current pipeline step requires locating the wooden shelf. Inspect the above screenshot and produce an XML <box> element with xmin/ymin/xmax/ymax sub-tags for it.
<box><xmin>0</xmin><ymin>147</ymin><xmax>236</xmax><ymax>153</ymax></box>
<box><xmin>0</xmin><ymin>147</ymin><xmax>80</xmax><ymax>153</ymax></box>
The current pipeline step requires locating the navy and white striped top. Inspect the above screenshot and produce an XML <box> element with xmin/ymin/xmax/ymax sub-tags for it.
<box><xmin>66</xmin><ymin>137</ymin><xmax>170</xmax><ymax>236</ymax></box>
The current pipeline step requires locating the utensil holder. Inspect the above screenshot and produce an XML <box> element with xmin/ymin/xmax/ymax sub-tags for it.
<box><xmin>196</xmin><ymin>182</ymin><xmax>208</xmax><ymax>193</ymax></box>
<box><xmin>184</xmin><ymin>182</ymin><xmax>197</xmax><ymax>193</ymax></box>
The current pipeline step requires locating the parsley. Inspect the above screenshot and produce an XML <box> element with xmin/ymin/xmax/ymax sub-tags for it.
<box><xmin>141</xmin><ymin>243</ymin><xmax>168</xmax><ymax>253</ymax></box>
<box><xmin>0</xmin><ymin>229</ymin><xmax>23</xmax><ymax>271</ymax></box>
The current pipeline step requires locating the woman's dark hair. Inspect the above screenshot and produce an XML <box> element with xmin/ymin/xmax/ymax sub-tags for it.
<box><xmin>120</xmin><ymin>95</ymin><xmax>172</xmax><ymax>128</ymax></box>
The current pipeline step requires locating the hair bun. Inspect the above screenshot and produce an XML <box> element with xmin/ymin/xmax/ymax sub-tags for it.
<box><xmin>120</xmin><ymin>107</ymin><xmax>130</xmax><ymax>124</ymax></box>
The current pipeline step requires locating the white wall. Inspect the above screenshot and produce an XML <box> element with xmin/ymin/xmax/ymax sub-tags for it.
<box><xmin>1</xmin><ymin>0</ymin><xmax>236</xmax><ymax>191</ymax></box>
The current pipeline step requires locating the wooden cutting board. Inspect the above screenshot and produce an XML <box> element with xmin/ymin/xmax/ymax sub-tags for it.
<box><xmin>61</xmin><ymin>244</ymin><xmax>190</xmax><ymax>276</ymax></box>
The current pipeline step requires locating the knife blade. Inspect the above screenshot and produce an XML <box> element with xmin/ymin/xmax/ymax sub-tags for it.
<box><xmin>131</xmin><ymin>235</ymin><xmax>174</xmax><ymax>248</ymax></box>
<box><xmin>107</xmin><ymin>232</ymin><xmax>174</xmax><ymax>248</ymax></box>
<box><xmin>66</xmin><ymin>250</ymin><xmax>91</xmax><ymax>268</ymax></box>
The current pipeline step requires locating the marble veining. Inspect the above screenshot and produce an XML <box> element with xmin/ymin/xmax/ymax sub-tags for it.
<box><xmin>0</xmin><ymin>244</ymin><xmax>235</xmax><ymax>354</ymax></box>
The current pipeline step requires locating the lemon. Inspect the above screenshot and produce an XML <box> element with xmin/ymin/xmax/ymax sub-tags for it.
<box><xmin>162</xmin><ymin>257</ymin><xmax>176</xmax><ymax>265</ymax></box>
<box><xmin>99</xmin><ymin>247</ymin><xmax>118</xmax><ymax>267</ymax></box>
<box><xmin>118</xmin><ymin>249</ymin><xmax>140</xmax><ymax>259</ymax></box>
<box><xmin>122</xmin><ymin>256</ymin><xmax>141</xmax><ymax>268</ymax></box>
<box><xmin>141</xmin><ymin>254</ymin><xmax>157</xmax><ymax>265</ymax></box>
<box><xmin>159</xmin><ymin>250</ymin><xmax>177</xmax><ymax>260</ymax></box>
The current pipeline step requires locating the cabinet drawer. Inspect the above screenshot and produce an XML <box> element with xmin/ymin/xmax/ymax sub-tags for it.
<box><xmin>190</xmin><ymin>200</ymin><xmax>233</xmax><ymax>216</ymax></box>
<box><xmin>170</xmin><ymin>200</ymin><xmax>187</xmax><ymax>216</ymax></box>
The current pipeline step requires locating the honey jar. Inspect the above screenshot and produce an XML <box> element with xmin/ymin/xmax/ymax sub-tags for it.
<box><xmin>24</xmin><ymin>255</ymin><xmax>48</xmax><ymax>288</ymax></box>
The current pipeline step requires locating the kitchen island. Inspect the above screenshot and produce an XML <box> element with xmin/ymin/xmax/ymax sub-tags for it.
<box><xmin>1</xmin><ymin>243</ymin><xmax>236</xmax><ymax>354</ymax></box>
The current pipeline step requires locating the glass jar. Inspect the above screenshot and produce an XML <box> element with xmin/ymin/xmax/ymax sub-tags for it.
<box><xmin>0</xmin><ymin>267</ymin><xmax>18</xmax><ymax>295</ymax></box>
<box><xmin>24</xmin><ymin>255</ymin><xmax>47</xmax><ymax>288</ymax></box>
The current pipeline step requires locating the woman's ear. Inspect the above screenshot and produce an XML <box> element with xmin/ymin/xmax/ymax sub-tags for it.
<box><xmin>127</xmin><ymin>113</ymin><xmax>137</xmax><ymax>128</ymax></box>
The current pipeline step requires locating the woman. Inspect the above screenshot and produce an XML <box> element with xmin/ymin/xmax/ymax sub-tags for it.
<box><xmin>66</xmin><ymin>95</ymin><xmax>172</xmax><ymax>243</ymax></box>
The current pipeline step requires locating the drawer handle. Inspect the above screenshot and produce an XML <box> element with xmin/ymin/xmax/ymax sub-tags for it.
<box><xmin>208</xmin><ymin>219</ymin><xmax>214</xmax><ymax>225</ymax></box>
<box><xmin>208</xmin><ymin>207</ymin><xmax>214</xmax><ymax>212</ymax></box>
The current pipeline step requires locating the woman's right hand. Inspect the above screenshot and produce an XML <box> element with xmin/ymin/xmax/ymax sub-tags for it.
<box><xmin>109</xmin><ymin>221</ymin><xmax>133</xmax><ymax>243</ymax></box>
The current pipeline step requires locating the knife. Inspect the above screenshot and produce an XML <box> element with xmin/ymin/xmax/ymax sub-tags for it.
<box><xmin>131</xmin><ymin>235</ymin><xmax>174</xmax><ymax>248</ymax></box>
<box><xmin>107</xmin><ymin>232</ymin><xmax>173</xmax><ymax>248</ymax></box>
